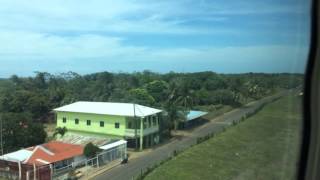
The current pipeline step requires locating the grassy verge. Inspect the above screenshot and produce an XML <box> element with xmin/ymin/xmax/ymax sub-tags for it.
<box><xmin>144</xmin><ymin>95</ymin><xmax>302</xmax><ymax>180</ymax></box>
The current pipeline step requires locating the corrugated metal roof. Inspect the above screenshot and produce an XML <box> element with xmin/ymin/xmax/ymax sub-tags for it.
<box><xmin>54</xmin><ymin>101</ymin><xmax>162</xmax><ymax>117</ymax></box>
<box><xmin>57</xmin><ymin>132</ymin><xmax>113</xmax><ymax>146</ymax></box>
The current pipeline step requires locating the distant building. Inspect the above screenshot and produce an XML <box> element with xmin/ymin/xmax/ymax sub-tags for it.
<box><xmin>54</xmin><ymin>101</ymin><xmax>163</xmax><ymax>150</ymax></box>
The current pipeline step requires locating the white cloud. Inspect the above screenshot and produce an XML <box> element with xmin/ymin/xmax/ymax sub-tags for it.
<box><xmin>0</xmin><ymin>0</ymin><xmax>308</xmax><ymax>35</ymax></box>
<box><xmin>0</xmin><ymin>29</ymin><xmax>309</xmax><ymax>76</ymax></box>
<box><xmin>0</xmin><ymin>30</ymin><xmax>146</xmax><ymax>59</ymax></box>
<box><xmin>0</xmin><ymin>0</ymin><xmax>310</xmax><ymax>77</ymax></box>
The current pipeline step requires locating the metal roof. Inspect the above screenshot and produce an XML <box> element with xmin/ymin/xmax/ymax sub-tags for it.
<box><xmin>99</xmin><ymin>140</ymin><xmax>127</xmax><ymax>151</ymax></box>
<box><xmin>57</xmin><ymin>132</ymin><xmax>114</xmax><ymax>146</ymax></box>
<box><xmin>25</xmin><ymin>141</ymin><xmax>84</xmax><ymax>165</ymax></box>
<box><xmin>54</xmin><ymin>101</ymin><xmax>162</xmax><ymax>117</ymax></box>
<box><xmin>186</xmin><ymin>110</ymin><xmax>208</xmax><ymax>121</ymax></box>
<box><xmin>0</xmin><ymin>149</ymin><xmax>33</xmax><ymax>162</ymax></box>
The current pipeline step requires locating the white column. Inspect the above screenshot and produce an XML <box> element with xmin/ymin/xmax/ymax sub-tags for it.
<box><xmin>33</xmin><ymin>163</ymin><xmax>37</xmax><ymax>180</ymax></box>
<box><xmin>139</xmin><ymin>117</ymin><xmax>144</xmax><ymax>151</ymax></box>
<box><xmin>50</xmin><ymin>164</ymin><xmax>53</xmax><ymax>180</ymax></box>
<box><xmin>18</xmin><ymin>161</ymin><xmax>21</xmax><ymax>180</ymax></box>
<box><xmin>26</xmin><ymin>171</ymin><xmax>29</xmax><ymax>180</ymax></box>
<box><xmin>96</xmin><ymin>155</ymin><xmax>99</xmax><ymax>168</ymax></box>
<box><xmin>125</xmin><ymin>143</ymin><xmax>127</xmax><ymax>158</ymax></box>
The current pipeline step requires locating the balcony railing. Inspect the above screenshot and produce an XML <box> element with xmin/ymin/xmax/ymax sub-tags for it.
<box><xmin>125</xmin><ymin>127</ymin><xmax>158</xmax><ymax>137</ymax></box>
<box><xmin>125</xmin><ymin>129</ymin><xmax>140</xmax><ymax>137</ymax></box>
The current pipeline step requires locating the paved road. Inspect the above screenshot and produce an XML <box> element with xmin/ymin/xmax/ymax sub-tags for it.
<box><xmin>93</xmin><ymin>91</ymin><xmax>288</xmax><ymax>180</ymax></box>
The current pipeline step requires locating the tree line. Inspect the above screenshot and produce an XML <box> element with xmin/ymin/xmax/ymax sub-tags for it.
<box><xmin>0</xmin><ymin>71</ymin><xmax>303</xmax><ymax>152</ymax></box>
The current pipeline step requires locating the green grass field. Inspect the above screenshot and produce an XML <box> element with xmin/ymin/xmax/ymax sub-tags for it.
<box><xmin>145</xmin><ymin>95</ymin><xmax>302</xmax><ymax>180</ymax></box>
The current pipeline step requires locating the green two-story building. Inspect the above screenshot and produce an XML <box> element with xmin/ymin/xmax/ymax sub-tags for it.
<box><xmin>54</xmin><ymin>101</ymin><xmax>162</xmax><ymax>150</ymax></box>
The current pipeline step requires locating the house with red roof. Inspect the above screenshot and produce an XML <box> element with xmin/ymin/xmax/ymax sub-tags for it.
<box><xmin>0</xmin><ymin>141</ymin><xmax>86</xmax><ymax>179</ymax></box>
<box><xmin>24</xmin><ymin>141</ymin><xmax>85</xmax><ymax>169</ymax></box>
<box><xmin>0</xmin><ymin>139</ymin><xmax>127</xmax><ymax>179</ymax></box>
<box><xmin>1</xmin><ymin>141</ymin><xmax>85</xmax><ymax>170</ymax></box>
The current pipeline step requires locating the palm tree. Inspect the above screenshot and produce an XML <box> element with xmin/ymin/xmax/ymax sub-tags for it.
<box><xmin>165</xmin><ymin>81</ymin><xmax>193</xmax><ymax>131</ymax></box>
<box><xmin>53</xmin><ymin>127</ymin><xmax>67</xmax><ymax>138</ymax></box>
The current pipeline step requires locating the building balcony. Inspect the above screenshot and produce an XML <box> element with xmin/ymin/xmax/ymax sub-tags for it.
<box><xmin>125</xmin><ymin>126</ymin><xmax>158</xmax><ymax>138</ymax></box>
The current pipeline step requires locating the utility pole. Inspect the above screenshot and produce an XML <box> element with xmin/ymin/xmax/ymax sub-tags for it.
<box><xmin>133</xmin><ymin>103</ymin><xmax>138</xmax><ymax>150</ymax></box>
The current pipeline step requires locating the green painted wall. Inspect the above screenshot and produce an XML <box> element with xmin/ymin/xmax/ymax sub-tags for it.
<box><xmin>56</xmin><ymin>111</ymin><xmax>160</xmax><ymax>138</ymax></box>
<box><xmin>56</xmin><ymin>111</ymin><xmax>127</xmax><ymax>137</ymax></box>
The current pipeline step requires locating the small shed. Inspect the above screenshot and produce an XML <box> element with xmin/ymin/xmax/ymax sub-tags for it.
<box><xmin>186</xmin><ymin>111</ymin><xmax>208</xmax><ymax>121</ymax></box>
<box><xmin>179</xmin><ymin>110</ymin><xmax>208</xmax><ymax>129</ymax></box>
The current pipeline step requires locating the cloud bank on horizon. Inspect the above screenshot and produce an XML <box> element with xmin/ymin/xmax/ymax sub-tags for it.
<box><xmin>0</xmin><ymin>0</ymin><xmax>310</xmax><ymax>77</ymax></box>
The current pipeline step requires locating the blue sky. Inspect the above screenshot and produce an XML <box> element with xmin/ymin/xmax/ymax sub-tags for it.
<box><xmin>0</xmin><ymin>0</ymin><xmax>311</xmax><ymax>77</ymax></box>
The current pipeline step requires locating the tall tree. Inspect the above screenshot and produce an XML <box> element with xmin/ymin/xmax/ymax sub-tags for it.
<box><xmin>1</xmin><ymin>112</ymin><xmax>47</xmax><ymax>153</ymax></box>
<box><xmin>128</xmin><ymin>88</ymin><xmax>155</xmax><ymax>106</ymax></box>
<box><xmin>145</xmin><ymin>80</ymin><xmax>169</xmax><ymax>103</ymax></box>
